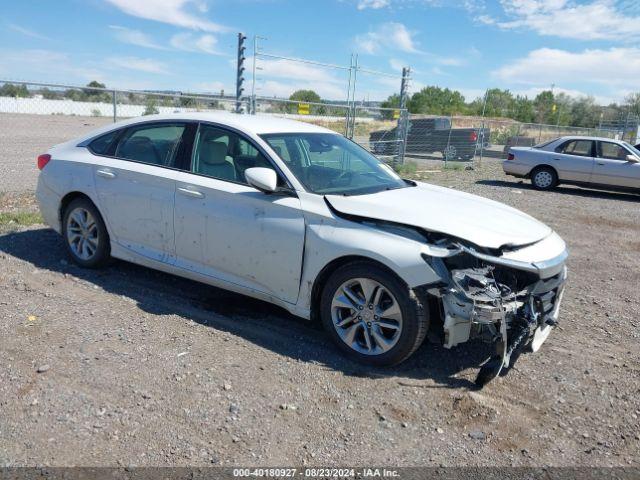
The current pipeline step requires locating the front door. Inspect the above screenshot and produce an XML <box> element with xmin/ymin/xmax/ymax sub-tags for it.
<box><xmin>93</xmin><ymin>122</ymin><xmax>188</xmax><ymax>263</ymax></box>
<box><xmin>592</xmin><ymin>141</ymin><xmax>640</xmax><ymax>188</ymax></box>
<box><xmin>173</xmin><ymin>123</ymin><xmax>306</xmax><ymax>304</ymax></box>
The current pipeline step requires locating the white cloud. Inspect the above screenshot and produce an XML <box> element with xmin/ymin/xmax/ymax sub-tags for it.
<box><xmin>7</xmin><ymin>24</ymin><xmax>49</xmax><ymax>41</ymax></box>
<box><xmin>107</xmin><ymin>56</ymin><xmax>169</xmax><ymax>74</ymax></box>
<box><xmin>247</xmin><ymin>56</ymin><xmax>349</xmax><ymax>100</ymax></box>
<box><xmin>357</xmin><ymin>0</ymin><xmax>390</xmax><ymax>9</ymax></box>
<box><xmin>251</xmin><ymin>56</ymin><xmax>344</xmax><ymax>85</ymax></box>
<box><xmin>109</xmin><ymin>25</ymin><xmax>166</xmax><ymax>50</ymax></box>
<box><xmin>389</xmin><ymin>58</ymin><xmax>406</xmax><ymax>71</ymax></box>
<box><xmin>104</xmin><ymin>0</ymin><xmax>229</xmax><ymax>32</ymax></box>
<box><xmin>486</xmin><ymin>0</ymin><xmax>640</xmax><ymax>41</ymax></box>
<box><xmin>170</xmin><ymin>32</ymin><xmax>222</xmax><ymax>54</ymax></box>
<box><xmin>0</xmin><ymin>49</ymin><xmax>103</xmax><ymax>82</ymax></box>
<box><xmin>493</xmin><ymin>47</ymin><xmax>640</xmax><ymax>102</ymax></box>
<box><xmin>355</xmin><ymin>22</ymin><xmax>420</xmax><ymax>54</ymax></box>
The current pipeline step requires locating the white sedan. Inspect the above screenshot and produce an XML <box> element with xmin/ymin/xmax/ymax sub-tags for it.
<box><xmin>504</xmin><ymin>136</ymin><xmax>640</xmax><ymax>191</ymax></box>
<box><xmin>36</xmin><ymin>112</ymin><xmax>567</xmax><ymax>387</ymax></box>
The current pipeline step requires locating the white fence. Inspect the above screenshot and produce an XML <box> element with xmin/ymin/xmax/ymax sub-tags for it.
<box><xmin>0</xmin><ymin>95</ymin><xmax>375</xmax><ymax>123</ymax></box>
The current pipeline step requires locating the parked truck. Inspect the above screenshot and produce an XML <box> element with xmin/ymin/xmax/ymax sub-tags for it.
<box><xmin>370</xmin><ymin>117</ymin><xmax>490</xmax><ymax>160</ymax></box>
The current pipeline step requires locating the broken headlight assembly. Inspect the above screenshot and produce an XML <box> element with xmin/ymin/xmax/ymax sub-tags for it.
<box><xmin>421</xmin><ymin>236</ymin><xmax>567</xmax><ymax>388</ymax></box>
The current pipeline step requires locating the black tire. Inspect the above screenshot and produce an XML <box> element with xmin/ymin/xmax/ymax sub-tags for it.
<box><xmin>320</xmin><ymin>261</ymin><xmax>429</xmax><ymax>367</ymax></box>
<box><xmin>62</xmin><ymin>197</ymin><xmax>111</xmax><ymax>268</ymax></box>
<box><xmin>530</xmin><ymin>166</ymin><xmax>558</xmax><ymax>190</ymax></box>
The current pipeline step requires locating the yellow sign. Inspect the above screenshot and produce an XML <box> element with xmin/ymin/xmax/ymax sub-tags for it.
<box><xmin>393</xmin><ymin>109</ymin><xmax>400</xmax><ymax>119</ymax></box>
<box><xmin>298</xmin><ymin>103</ymin><xmax>310</xmax><ymax>115</ymax></box>
<box><xmin>552</xmin><ymin>104</ymin><xmax>557</xmax><ymax>112</ymax></box>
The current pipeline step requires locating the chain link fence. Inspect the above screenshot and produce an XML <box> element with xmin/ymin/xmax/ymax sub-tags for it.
<box><xmin>2</xmin><ymin>79</ymin><xmax>634</xmax><ymax>179</ymax></box>
<box><xmin>397</xmin><ymin>114</ymin><xmax>625</xmax><ymax>168</ymax></box>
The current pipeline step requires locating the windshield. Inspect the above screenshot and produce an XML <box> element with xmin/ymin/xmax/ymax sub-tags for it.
<box><xmin>622</xmin><ymin>141</ymin><xmax>640</xmax><ymax>157</ymax></box>
<box><xmin>260</xmin><ymin>132</ymin><xmax>408</xmax><ymax>195</ymax></box>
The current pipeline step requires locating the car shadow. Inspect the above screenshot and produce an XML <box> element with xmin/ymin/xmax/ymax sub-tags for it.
<box><xmin>477</xmin><ymin>179</ymin><xmax>640</xmax><ymax>202</ymax></box>
<box><xmin>0</xmin><ymin>227</ymin><xmax>493</xmax><ymax>390</ymax></box>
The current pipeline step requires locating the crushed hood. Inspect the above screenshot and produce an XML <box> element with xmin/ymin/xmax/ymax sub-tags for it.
<box><xmin>325</xmin><ymin>182</ymin><xmax>552</xmax><ymax>250</ymax></box>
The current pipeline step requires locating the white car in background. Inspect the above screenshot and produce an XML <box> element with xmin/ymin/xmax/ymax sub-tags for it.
<box><xmin>36</xmin><ymin>112</ymin><xmax>567</xmax><ymax>387</ymax></box>
<box><xmin>504</xmin><ymin>136</ymin><xmax>640</xmax><ymax>191</ymax></box>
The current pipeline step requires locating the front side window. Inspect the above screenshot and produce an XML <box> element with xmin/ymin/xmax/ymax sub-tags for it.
<box><xmin>115</xmin><ymin>123</ymin><xmax>185</xmax><ymax>167</ymax></box>
<box><xmin>261</xmin><ymin>132</ymin><xmax>407</xmax><ymax>195</ymax></box>
<box><xmin>191</xmin><ymin>124</ymin><xmax>276</xmax><ymax>185</ymax></box>
<box><xmin>557</xmin><ymin>140</ymin><xmax>593</xmax><ymax>157</ymax></box>
<box><xmin>599</xmin><ymin>141</ymin><xmax>630</xmax><ymax>161</ymax></box>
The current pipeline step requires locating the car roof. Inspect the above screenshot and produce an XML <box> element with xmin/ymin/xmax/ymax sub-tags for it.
<box><xmin>70</xmin><ymin>111</ymin><xmax>340</xmax><ymax>147</ymax></box>
<box><xmin>118</xmin><ymin>111</ymin><xmax>337</xmax><ymax>135</ymax></box>
<box><xmin>555</xmin><ymin>135</ymin><xmax>626</xmax><ymax>143</ymax></box>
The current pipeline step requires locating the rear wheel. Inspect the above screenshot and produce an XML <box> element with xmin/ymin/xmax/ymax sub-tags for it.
<box><xmin>442</xmin><ymin>145</ymin><xmax>457</xmax><ymax>160</ymax></box>
<box><xmin>62</xmin><ymin>198</ymin><xmax>111</xmax><ymax>268</ymax></box>
<box><xmin>320</xmin><ymin>261</ymin><xmax>428</xmax><ymax>366</ymax></box>
<box><xmin>530</xmin><ymin>166</ymin><xmax>558</xmax><ymax>190</ymax></box>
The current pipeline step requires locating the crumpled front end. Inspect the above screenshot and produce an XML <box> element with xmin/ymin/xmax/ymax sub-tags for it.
<box><xmin>422</xmin><ymin>231</ymin><xmax>568</xmax><ymax>387</ymax></box>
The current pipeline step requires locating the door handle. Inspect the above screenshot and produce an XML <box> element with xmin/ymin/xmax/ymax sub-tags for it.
<box><xmin>96</xmin><ymin>169</ymin><xmax>116</xmax><ymax>179</ymax></box>
<box><xmin>178</xmin><ymin>187</ymin><xmax>204</xmax><ymax>199</ymax></box>
<box><xmin>597</xmin><ymin>162</ymin><xmax>605</xmax><ymax>165</ymax></box>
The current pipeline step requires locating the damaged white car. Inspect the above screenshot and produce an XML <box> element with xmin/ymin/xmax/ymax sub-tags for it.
<box><xmin>36</xmin><ymin>112</ymin><xmax>567</xmax><ymax>387</ymax></box>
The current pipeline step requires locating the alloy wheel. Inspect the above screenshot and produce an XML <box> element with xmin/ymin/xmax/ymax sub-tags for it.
<box><xmin>66</xmin><ymin>207</ymin><xmax>99</xmax><ymax>260</ymax></box>
<box><xmin>330</xmin><ymin>277</ymin><xmax>403</xmax><ymax>355</ymax></box>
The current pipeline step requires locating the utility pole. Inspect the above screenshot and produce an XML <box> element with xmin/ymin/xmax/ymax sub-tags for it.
<box><xmin>236</xmin><ymin>32</ymin><xmax>247</xmax><ymax>114</ymax></box>
<box><xmin>395</xmin><ymin>66</ymin><xmax>410</xmax><ymax>166</ymax></box>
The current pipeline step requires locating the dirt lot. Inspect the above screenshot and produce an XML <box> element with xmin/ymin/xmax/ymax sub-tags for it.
<box><xmin>0</xmin><ymin>114</ymin><xmax>639</xmax><ymax>468</ymax></box>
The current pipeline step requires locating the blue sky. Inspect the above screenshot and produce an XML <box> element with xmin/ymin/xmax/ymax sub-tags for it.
<box><xmin>1</xmin><ymin>0</ymin><xmax>639</xmax><ymax>104</ymax></box>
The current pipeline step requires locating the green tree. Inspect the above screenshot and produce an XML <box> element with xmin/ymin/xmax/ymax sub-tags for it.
<box><xmin>84</xmin><ymin>80</ymin><xmax>110</xmax><ymax>103</ymax></box>
<box><xmin>408</xmin><ymin>86</ymin><xmax>466</xmax><ymax>116</ymax></box>
<box><xmin>568</xmin><ymin>96</ymin><xmax>600</xmax><ymax>128</ymax></box>
<box><xmin>289</xmin><ymin>89</ymin><xmax>321</xmax><ymax>103</ymax></box>
<box><xmin>40</xmin><ymin>87</ymin><xmax>60</xmax><ymax>100</ymax></box>
<box><xmin>534</xmin><ymin>90</ymin><xmax>555</xmax><ymax>124</ymax></box>
<box><xmin>482</xmin><ymin>88</ymin><xmax>515</xmax><ymax>117</ymax></box>
<box><xmin>0</xmin><ymin>83</ymin><xmax>30</xmax><ymax>97</ymax></box>
<box><xmin>624</xmin><ymin>92</ymin><xmax>640</xmax><ymax>118</ymax></box>
<box><xmin>287</xmin><ymin>89</ymin><xmax>322</xmax><ymax>114</ymax></box>
<box><xmin>143</xmin><ymin>98</ymin><xmax>159</xmax><ymax>115</ymax></box>
<box><xmin>512</xmin><ymin>95</ymin><xmax>535</xmax><ymax>123</ymax></box>
<box><xmin>380</xmin><ymin>93</ymin><xmax>400</xmax><ymax>120</ymax></box>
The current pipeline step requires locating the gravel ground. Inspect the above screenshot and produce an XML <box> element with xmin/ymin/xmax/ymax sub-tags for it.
<box><xmin>0</xmin><ymin>114</ymin><xmax>639</xmax><ymax>467</ymax></box>
<box><xmin>0</xmin><ymin>113</ymin><xmax>113</xmax><ymax>193</ymax></box>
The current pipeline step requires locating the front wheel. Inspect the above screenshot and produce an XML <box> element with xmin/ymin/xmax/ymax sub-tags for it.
<box><xmin>320</xmin><ymin>262</ymin><xmax>428</xmax><ymax>366</ymax></box>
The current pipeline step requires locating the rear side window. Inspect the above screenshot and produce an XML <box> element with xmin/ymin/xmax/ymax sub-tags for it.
<box><xmin>556</xmin><ymin>140</ymin><xmax>593</xmax><ymax>157</ymax></box>
<box><xmin>88</xmin><ymin>129</ymin><xmax>120</xmax><ymax>155</ymax></box>
<box><xmin>115</xmin><ymin>124</ymin><xmax>185</xmax><ymax>167</ymax></box>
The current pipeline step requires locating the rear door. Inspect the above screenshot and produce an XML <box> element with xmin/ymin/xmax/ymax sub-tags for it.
<box><xmin>592</xmin><ymin>141</ymin><xmax>640</xmax><ymax>188</ymax></box>
<box><xmin>550</xmin><ymin>139</ymin><xmax>595</xmax><ymax>182</ymax></box>
<box><xmin>91</xmin><ymin>121</ymin><xmax>190</xmax><ymax>263</ymax></box>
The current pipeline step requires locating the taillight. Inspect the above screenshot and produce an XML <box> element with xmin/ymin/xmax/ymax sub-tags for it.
<box><xmin>470</xmin><ymin>131</ymin><xmax>478</xmax><ymax>142</ymax></box>
<box><xmin>507</xmin><ymin>153</ymin><xmax>515</xmax><ymax>161</ymax></box>
<box><xmin>37</xmin><ymin>154</ymin><xmax>51</xmax><ymax>170</ymax></box>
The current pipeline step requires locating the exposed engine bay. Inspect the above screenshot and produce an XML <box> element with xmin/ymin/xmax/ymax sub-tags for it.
<box><xmin>424</xmin><ymin>241</ymin><xmax>567</xmax><ymax>388</ymax></box>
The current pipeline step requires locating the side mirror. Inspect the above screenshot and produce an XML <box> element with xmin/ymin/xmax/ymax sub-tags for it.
<box><xmin>245</xmin><ymin>167</ymin><xmax>278</xmax><ymax>193</ymax></box>
<box><xmin>626</xmin><ymin>154</ymin><xmax>639</xmax><ymax>163</ymax></box>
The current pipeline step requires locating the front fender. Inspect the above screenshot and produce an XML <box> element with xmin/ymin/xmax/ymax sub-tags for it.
<box><xmin>296</xmin><ymin>215</ymin><xmax>442</xmax><ymax>314</ymax></box>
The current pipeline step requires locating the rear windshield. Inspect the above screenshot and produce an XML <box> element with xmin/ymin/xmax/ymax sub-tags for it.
<box><xmin>534</xmin><ymin>139</ymin><xmax>556</xmax><ymax>149</ymax></box>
